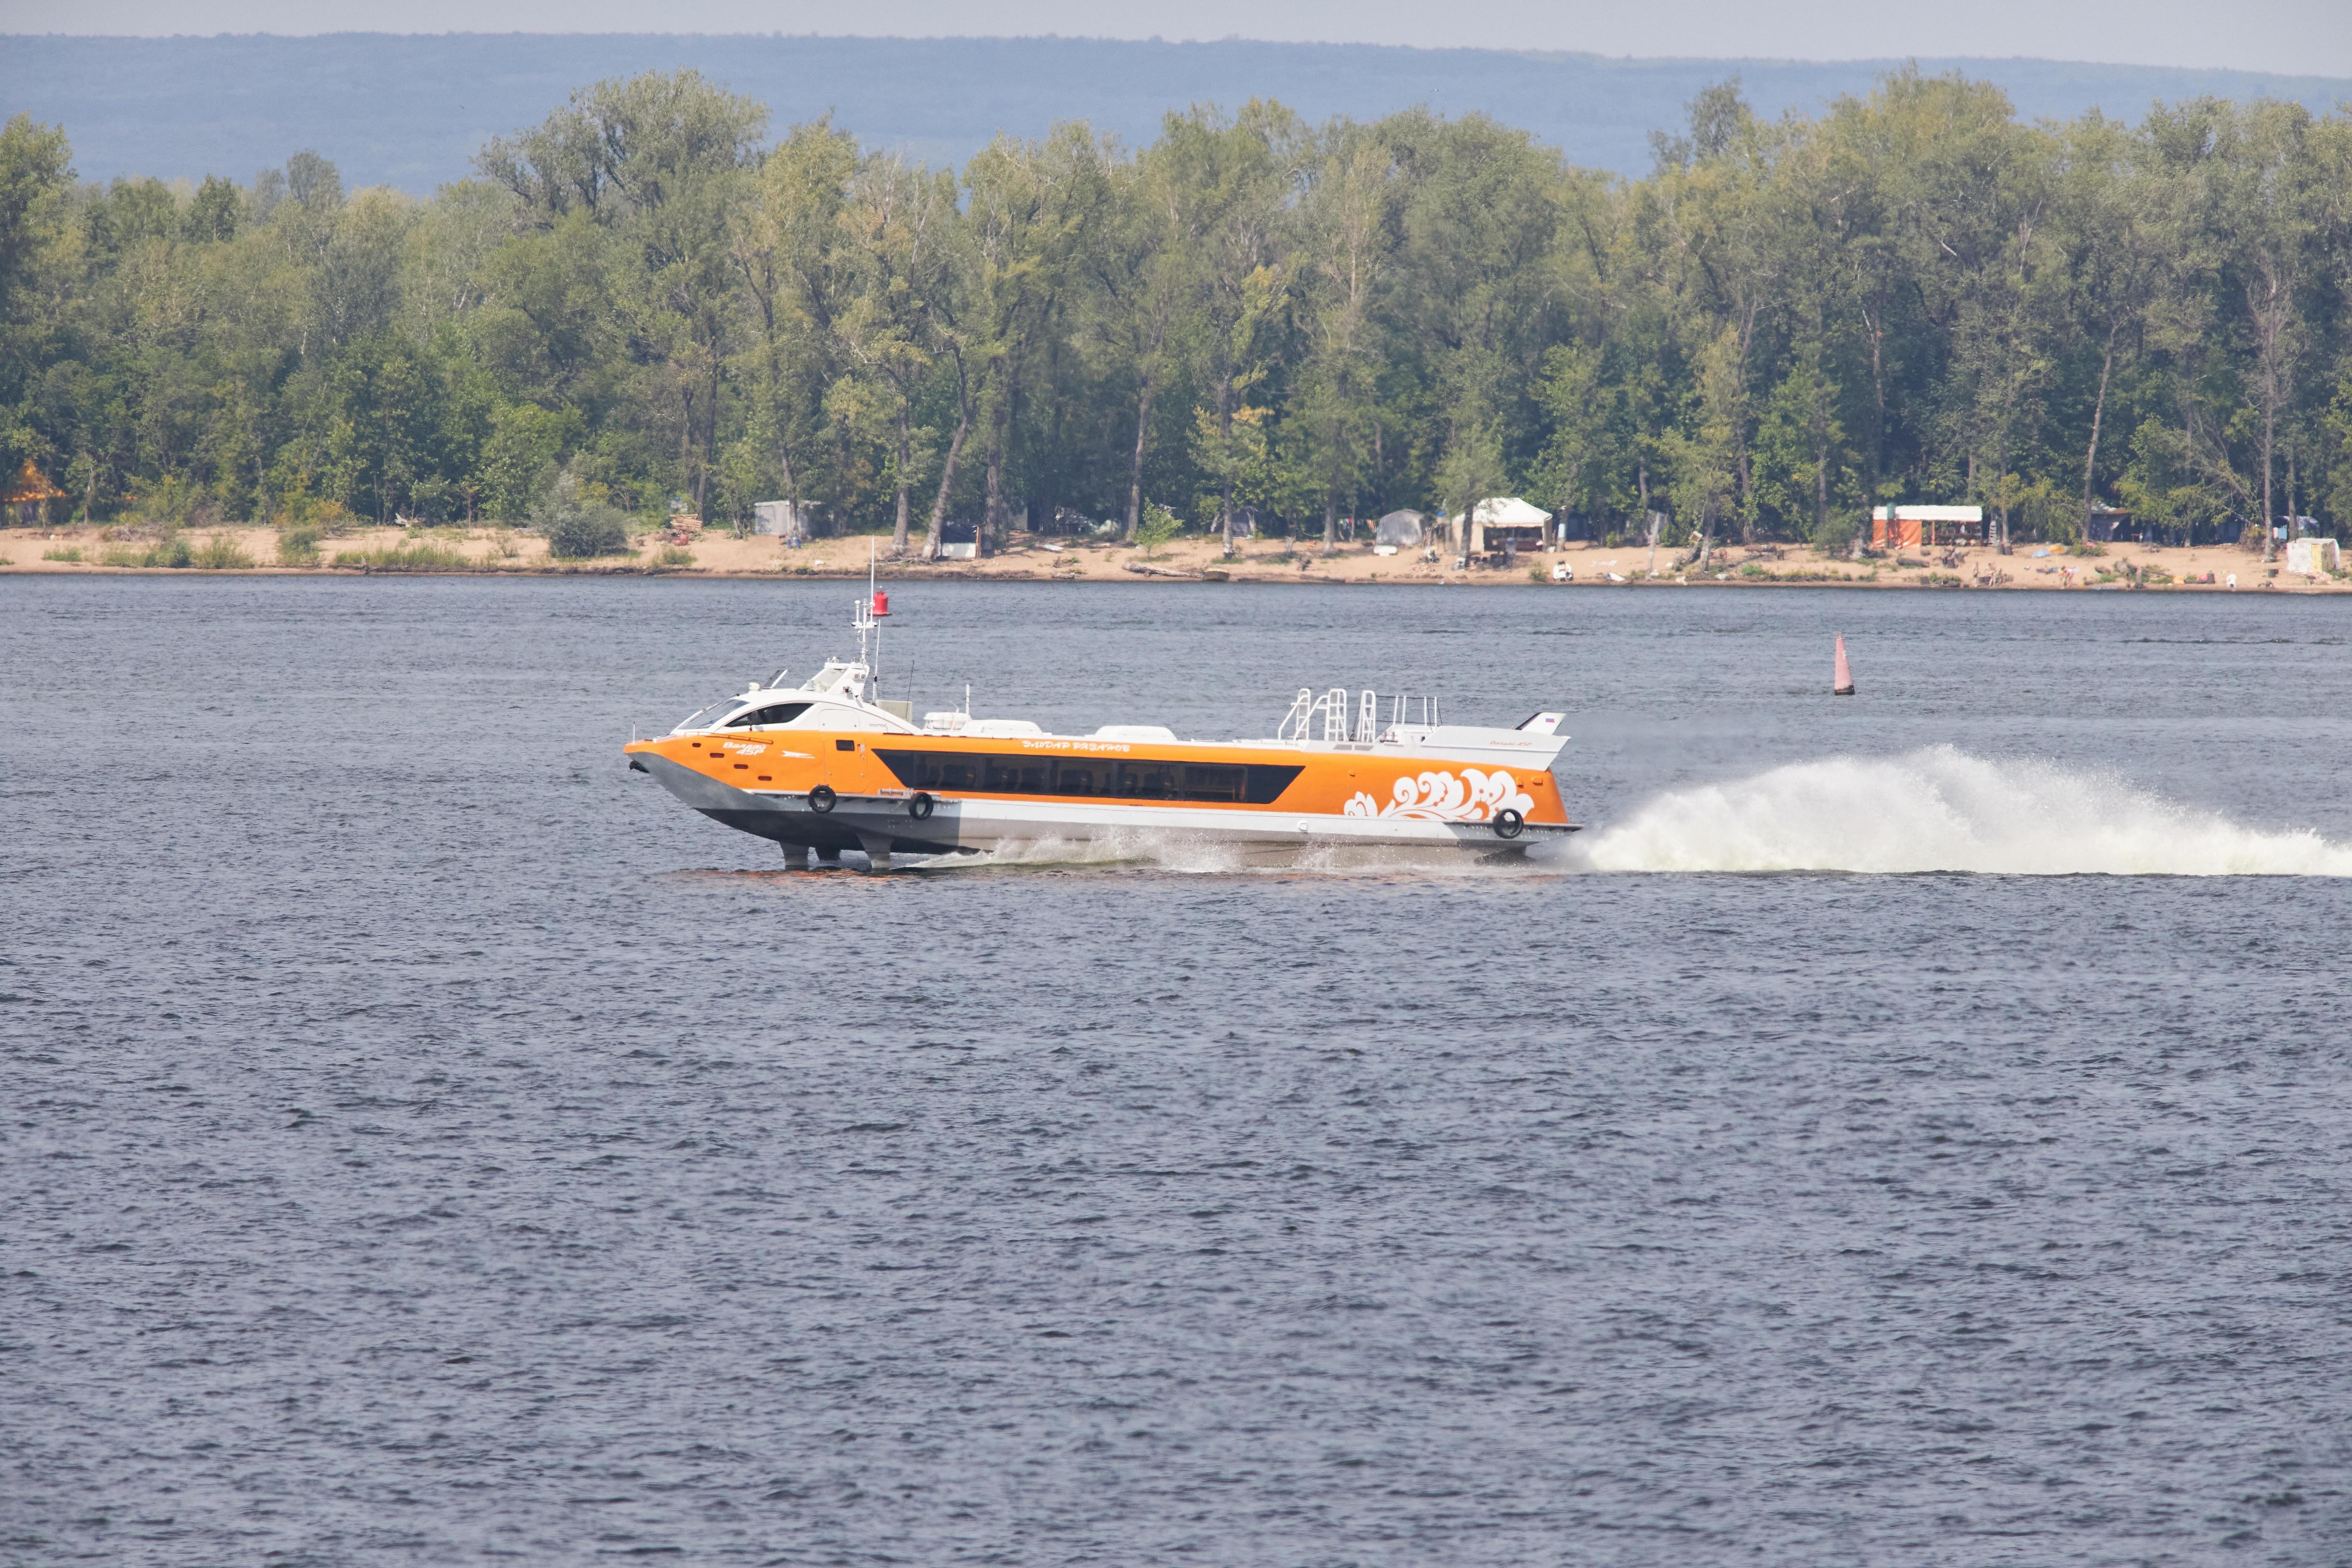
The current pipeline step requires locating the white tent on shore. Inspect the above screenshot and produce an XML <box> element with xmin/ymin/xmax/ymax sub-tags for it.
<box><xmin>1441</xmin><ymin>496</ymin><xmax>1552</xmax><ymax>553</ymax></box>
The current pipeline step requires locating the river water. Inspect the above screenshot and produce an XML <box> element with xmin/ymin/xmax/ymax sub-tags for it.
<box><xmin>5</xmin><ymin>576</ymin><xmax>2350</xmax><ymax>1566</ymax></box>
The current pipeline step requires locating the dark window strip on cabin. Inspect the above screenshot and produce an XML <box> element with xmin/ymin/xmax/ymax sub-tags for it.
<box><xmin>874</xmin><ymin>750</ymin><xmax>1301</xmax><ymax>805</ymax></box>
<box><xmin>726</xmin><ymin>701</ymin><xmax>813</xmax><ymax>728</ymax></box>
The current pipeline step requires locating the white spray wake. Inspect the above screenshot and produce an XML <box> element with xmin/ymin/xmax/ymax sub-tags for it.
<box><xmin>917</xmin><ymin>829</ymin><xmax>1538</xmax><ymax>878</ymax></box>
<box><xmin>1573</xmin><ymin>745</ymin><xmax>2352</xmax><ymax>876</ymax></box>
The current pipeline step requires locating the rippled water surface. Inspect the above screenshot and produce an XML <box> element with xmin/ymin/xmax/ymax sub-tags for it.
<box><xmin>6</xmin><ymin>576</ymin><xmax>2351</xmax><ymax>1566</ymax></box>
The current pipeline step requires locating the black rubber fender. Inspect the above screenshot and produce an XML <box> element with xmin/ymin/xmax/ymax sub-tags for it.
<box><xmin>808</xmin><ymin>784</ymin><xmax>837</xmax><ymax>813</ymax></box>
<box><xmin>908</xmin><ymin>792</ymin><xmax>935</xmax><ymax>820</ymax></box>
<box><xmin>1492</xmin><ymin>807</ymin><xmax>1525</xmax><ymax>839</ymax></box>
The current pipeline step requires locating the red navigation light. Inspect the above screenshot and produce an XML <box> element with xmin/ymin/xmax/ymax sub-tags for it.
<box><xmin>871</xmin><ymin>590</ymin><xmax>890</xmax><ymax>617</ymax></box>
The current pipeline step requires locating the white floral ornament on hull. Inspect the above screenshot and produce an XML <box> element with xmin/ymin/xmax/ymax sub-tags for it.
<box><xmin>1343</xmin><ymin>768</ymin><xmax>1535</xmax><ymax>823</ymax></box>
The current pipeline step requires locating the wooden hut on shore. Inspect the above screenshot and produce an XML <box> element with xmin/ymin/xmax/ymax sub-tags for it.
<box><xmin>3</xmin><ymin>461</ymin><xmax>66</xmax><ymax>527</ymax></box>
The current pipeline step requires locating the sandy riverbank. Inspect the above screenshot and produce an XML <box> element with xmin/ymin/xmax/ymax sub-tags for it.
<box><xmin>4</xmin><ymin>523</ymin><xmax>2345</xmax><ymax>592</ymax></box>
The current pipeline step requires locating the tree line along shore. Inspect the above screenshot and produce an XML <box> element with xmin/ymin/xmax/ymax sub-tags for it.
<box><xmin>0</xmin><ymin>69</ymin><xmax>2349</xmax><ymax>565</ymax></box>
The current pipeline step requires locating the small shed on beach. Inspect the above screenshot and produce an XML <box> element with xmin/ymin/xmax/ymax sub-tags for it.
<box><xmin>753</xmin><ymin>499</ymin><xmax>811</xmax><ymax>541</ymax></box>
<box><xmin>3</xmin><ymin>461</ymin><xmax>66</xmax><ymax>527</ymax></box>
<box><xmin>1872</xmin><ymin>504</ymin><xmax>1982</xmax><ymax>549</ymax></box>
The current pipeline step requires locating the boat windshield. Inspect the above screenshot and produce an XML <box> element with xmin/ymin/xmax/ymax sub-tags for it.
<box><xmin>724</xmin><ymin>701</ymin><xmax>814</xmax><ymax>728</ymax></box>
<box><xmin>674</xmin><ymin>699</ymin><xmax>744</xmax><ymax>733</ymax></box>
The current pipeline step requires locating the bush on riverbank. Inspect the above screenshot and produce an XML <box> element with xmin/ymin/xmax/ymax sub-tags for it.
<box><xmin>1736</xmin><ymin>562</ymin><xmax>1871</xmax><ymax>583</ymax></box>
<box><xmin>191</xmin><ymin>534</ymin><xmax>253</xmax><ymax>570</ymax></box>
<box><xmin>276</xmin><ymin>525</ymin><xmax>322</xmax><ymax>566</ymax></box>
<box><xmin>535</xmin><ymin>468</ymin><xmax>634</xmax><ymax>560</ymax></box>
<box><xmin>100</xmin><ymin>534</ymin><xmax>193</xmax><ymax>568</ymax></box>
<box><xmin>332</xmin><ymin>542</ymin><xmax>474</xmax><ymax>572</ymax></box>
<box><xmin>548</xmin><ymin>512</ymin><xmax>631</xmax><ymax>560</ymax></box>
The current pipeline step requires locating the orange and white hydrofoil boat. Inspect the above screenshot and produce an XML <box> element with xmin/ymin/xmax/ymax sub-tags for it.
<box><xmin>625</xmin><ymin>591</ymin><xmax>1577</xmax><ymax>867</ymax></box>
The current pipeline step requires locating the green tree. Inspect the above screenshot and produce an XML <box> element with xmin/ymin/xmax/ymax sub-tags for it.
<box><xmin>1159</xmin><ymin>103</ymin><xmax>1297</xmax><ymax>555</ymax></box>
<box><xmin>1289</xmin><ymin>124</ymin><xmax>1393</xmax><ymax>552</ymax></box>
<box><xmin>731</xmin><ymin>116</ymin><xmax>859</xmax><ymax>536</ymax></box>
<box><xmin>479</xmin><ymin>400</ymin><xmax>575</xmax><ymax>518</ymax></box>
<box><xmin>834</xmin><ymin>151</ymin><xmax>960</xmax><ymax>554</ymax></box>
<box><xmin>2213</xmin><ymin>100</ymin><xmax>2322</xmax><ymax>557</ymax></box>
<box><xmin>1088</xmin><ymin>142</ymin><xmax>1187</xmax><ymax>541</ymax></box>
<box><xmin>0</xmin><ymin>114</ymin><xmax>73</xmax><ymax>476</ymax></box>
<box><xmin>962</xmin><ymin>125</ymin><xmax>1108</xmax><ymax>551</ymax></box>
<box><xmin>482</xmin><ymin>70</ymin><xmax>767</xmax><ymax>520</ymax></box>
<box><xmin>2050</xmin><ymin>112</ymin><xmax>2172</xmax><ymax>532</ymax></box>
<box><xmin>1661</xmin><ymin>326</ymin><xmax>1744</xmax><ymax>569</ymax></box>
<box><xmin>183</xmin><ymin>175</ymin><xmax>240</xmax><ymax>244</ymax></box>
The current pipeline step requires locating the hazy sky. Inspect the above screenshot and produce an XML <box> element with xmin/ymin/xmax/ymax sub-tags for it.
<box><xmin>6</xmin><ymin>0</ymin><xmax>2348</xmax><ymax>77</ymax></box>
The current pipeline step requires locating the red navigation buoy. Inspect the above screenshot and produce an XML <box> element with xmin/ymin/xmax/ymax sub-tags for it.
<box><xmin>1832</xmin><ymin>633</ymin><xmax>1855</xmax><ymax>696</ymax></box>
<box><xmin>871</xmin><ymin>589</ymin><xmax>890</xmax><ymax>617</ymax></box>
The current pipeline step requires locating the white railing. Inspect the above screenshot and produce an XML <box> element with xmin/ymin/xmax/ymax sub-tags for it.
<box><xmin>1277</xmin><ymin>687</ymin><xmax>1351</xmax><ymax>741</ymax></box>
<box><xmin>1277</xmin><ymin>688</ymin><xmax>1441</xmax><ymax>742</ymax></box>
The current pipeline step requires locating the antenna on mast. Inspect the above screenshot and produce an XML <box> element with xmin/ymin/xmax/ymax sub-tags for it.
<box><xmin>851</xmin><ymin>537</ymin><xmax>889</xmax><ymax>701</ymax></box>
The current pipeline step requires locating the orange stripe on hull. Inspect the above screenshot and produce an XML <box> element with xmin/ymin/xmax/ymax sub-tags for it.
<box><xmin>623</xmin><ymin>731</ymin><xmax>1570</xmax><ymax>828</ymax></box>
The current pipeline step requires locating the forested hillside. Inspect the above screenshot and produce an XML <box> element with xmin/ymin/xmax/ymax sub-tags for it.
<box><xmin>2</xmin><ymin>68</ymin><xmax>2349</xmax><ymax>557</ymax></box>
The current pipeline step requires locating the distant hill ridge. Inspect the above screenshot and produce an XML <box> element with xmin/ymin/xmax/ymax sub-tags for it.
<box><xmin>8</xmin><ymin>33</ymin><xmax>2349</xmax><ymax>191</ymax></box>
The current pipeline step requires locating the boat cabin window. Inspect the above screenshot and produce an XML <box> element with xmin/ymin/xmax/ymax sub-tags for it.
<box><xmin>725</xmin><ymin>701</ymin><xmax>813</xmax><ymax>729</ymax></box>
<box><xmin>874</xmin><ymin>749</ymin><xmax>1301</xmax><ymax>805</ymax></box>
<box><xmin>675</xmin><ymin>699</ymin><xmax>744</xmax><ymax>732</ymax></box>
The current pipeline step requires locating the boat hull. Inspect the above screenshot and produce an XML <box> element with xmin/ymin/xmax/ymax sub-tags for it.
<box><xmin>631</xmin><ymin>751</ymin><xmax>1574</xmax><ymax>861</ymax></box>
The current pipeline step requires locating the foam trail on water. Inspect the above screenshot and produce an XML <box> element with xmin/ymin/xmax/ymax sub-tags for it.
<box><xmin>1573</xmin><ymin>745</ymin><xmax>2352</xmax><ymax>876</ymax></box>
<box><xmin>920</xmin><ymin>830</ymin><xmax>1544</xmax><ymax>878</ymax></box>
<box><xmin>914</xmin><ymin>830</ymin><xmax>1268</xmax><ymax>875</ymax></box>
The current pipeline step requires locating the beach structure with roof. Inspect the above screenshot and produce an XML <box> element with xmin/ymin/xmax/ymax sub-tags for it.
<box><xmin>3</xmin><ymin>461</ymin><xmax>67</xmax><ymax>527</ymax></box>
